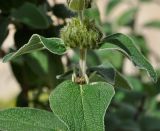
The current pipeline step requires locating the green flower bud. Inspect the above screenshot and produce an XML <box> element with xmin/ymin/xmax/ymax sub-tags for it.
<box><xmin>67</xmin><ymin>0</ymin><xmax>92</xmax><ymax>11</ymax></box>
<box><xmin>60</xmin><ymin>18</ymin><xmax>102</xmax><ymax>49</ymax></box>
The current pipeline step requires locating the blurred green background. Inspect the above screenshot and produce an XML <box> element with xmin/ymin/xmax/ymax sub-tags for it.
<box><xmin>0</xmin><ymin>0</ymin><xmax>160</xmax><ymax>130</ymax></box>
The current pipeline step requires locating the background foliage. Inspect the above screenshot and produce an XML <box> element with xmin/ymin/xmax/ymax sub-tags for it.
<box><xmin>0</xmin><ymin>0</ymin><xmax>160</xmax><ymax>130</ymax></box>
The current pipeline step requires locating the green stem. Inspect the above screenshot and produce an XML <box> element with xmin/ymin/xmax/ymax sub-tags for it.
<box><xmin>79</xmin><ymin>48</ymin><xmax>87</xmax><ymax>77</ymax></box>
<box><xmin>78</xmin><ymin>10</ymin><xmax>84</xmax><ymax>21</ymax></box>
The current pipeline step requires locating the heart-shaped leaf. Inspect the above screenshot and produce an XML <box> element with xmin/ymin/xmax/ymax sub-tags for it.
<box><xmin>49</xmin><ymin>80</ymin><xmax>115</xmax><ymax>131</ymax></box>
<box><xmin>99</xmin><ymin>33</ymin><xmax>157</xmax><ymax>82</ymax></box>
<box><xmin>0</xmin><ymin>108</ymin><xmax>69</xmax><ymax>131</ymax></box>
<box><xmin>3</xmin><ymin>34</ymin><xmax>66</xmax><ymax>63</ymax></box>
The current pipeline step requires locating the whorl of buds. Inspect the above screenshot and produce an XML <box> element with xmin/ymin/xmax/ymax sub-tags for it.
<box><xmin>60</xmin><ymin>18</ymin><xmax>102</xmax><ymax>49</ymax></box>
<box><xmin>67</xmin><ymin>0</ymin><xmax>92</xmax><ymax>11</ymax></box>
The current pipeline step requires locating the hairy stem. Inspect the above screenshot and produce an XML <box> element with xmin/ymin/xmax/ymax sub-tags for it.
<box><xmin>79</xmin><ymin>48</ymin><xmax>87</xmax><ymax>77</ymax></box>
<box><xmin>78</xmin><ymin>10</ymin><xmax>84</xmax><ymax>21</ymax></box>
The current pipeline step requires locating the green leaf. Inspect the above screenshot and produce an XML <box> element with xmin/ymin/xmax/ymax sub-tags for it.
<box><xmin>117</xmin><ymin>8</ymin><xmax>137</xmax><ymax>26</ymax></box>
<box><xmin>49</xmin><ymin>80</ymin><xmax>115</xmax><ymax>131</ymax></box>
<box><xmin>144</xmin><ymin>21</ymin><xmax>160</xmax><ymax>28</ymax></box>
<box><xmin>3</xmin><ymin>34</ymin><xmax>66</xmax><ymax>63</ymax></box>
<box><xmin>99</xmin><ymin>33</ymin><xmax>157</xmax><ymax>82</ymax></box>
<box><xmin>140</xmin><ymin>116</ymin><xmax>160</xmax><ymax>131</ymax></box>
<box><xmin>0</xmin><ymin>108</ymin><xmax>68</xmax><ymax>131</ymax></box>
<box><xmin>130</xmin><ymin>35</ymin><xmax>149</xmax><ymax>55</ymax></box>
<box><xmin>87</xmin><ymin>63</ymin><xmax>116</xmax><ymax>84</ymax></box>
<box><xmin>84</xmin><ymin>8</ymin><xmax>100</xmax><ymax>23</ymax></box>
<box><xmin>0</xmin><ymin>17</ymin><xmax>9</xmax><ymax>47</ymax></box>
<box><xmin>11</xmin><ymin>2</ymin><xmax>50</xmax><ymax>29</ymax></box>
<box><xmin>106</xmin><ymin>0</ymin><xmax>122</xmax><ymax>14</ymax></box>
<box><xmin>88</xmin><ymin>63</ymin><xmax>132</xmax><ymax>90</ymax></box>
<box><xmin>52</xmin><ymin>4</ymin><xmax>75</xmax><ymax>19</ymax></box>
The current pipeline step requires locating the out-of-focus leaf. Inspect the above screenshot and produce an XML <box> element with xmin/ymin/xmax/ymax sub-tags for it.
<box><xmin>11</xmin><ymin>2</ymin><xmax>50</xmax><ymax>29</ymax></box>
<box><xmin>99</xmin><ymin>33</ymin><xmax>157</xmax><ymax>82</ymax></box>
<box><xmin>140</xmin><ymin>116</ymin><xmax>160</xmax><ymax>131</ymax></box>
<box><xmin>122</xmin><ymin>91</ymin><xmax>146</xmax><ymax>106</ymax></box>
<box><xmin>25</xmin><ymin>51</ymin><xmax>64</xmax><ymax>88</ymax></box>
<box><xmin>56</xmin><ymin>70</ymin><xmax>73</xmax><ymax>80</ymax></box>
<box><xmin>102</xmin><ymin>22</ymin><xmax>113</xmax><ymax>35</ymax></box>
<box><xmin>0</xmin><ymin>0</ymin><xmax>40</xmax><ymax>12</ymax></box>
<box><xmin>88</xmin><ymin>63</ymin><xmax>115</xmax><ymax>84</ymax></box>
<box><xmin>52</xmin><ymin>4</ymin><xmax>75</xmax><ymax>19</ymax></box>
<box><xmin>84</xmin><ymin>8</ymin><xmax>100</xmax><ymax>23</ymax></box>
<box><xmin>87</xmin><ymin>50</ymin><xmax>101</xmax><ymax>67</ymax></box>
<box><xmin>47</xmin><ymin>52</ymin><xmax>64</xmax><ymax>88</ymax></box>
<box><xmin>3</xmin><ymin>34</ymin><xmax>66</xmax><ymax>62</ymax></box>
<box><xmin>96</xmin><ymin>50</ymin><xmax>123</xmax><ymax>69</ymax></box>
<box><xmin>126</xmin><ymin>77</ymin><xmax>143</xmax><ymax>91</ymax></box>
<box><xmin>140</xmin><ymin>0</ymin><xmax>151</xmax><ymax>2</ymax></box>
<box><xmin>144</xmin><ymin>21</ymin><xmax>160</xmax><ymax>28</ymax></box>
<box><xmin>88</xmin><ymin>63</ymin><xmax>132</xmax><ymax>90</ymax></box>
<box><xmin>131</xmin><ymin>35</ymin><xmax>149</xmax><ymax>55</ymax></box>
<box><xmin>0</xmin><ymin>108</ymin><xmax>68</xmax><ymax>131</ymax></box>
<box><xmin>0</xmin><ymin>17</ymin><xmax>9</xmax><ymax>47</ymax></box>
<box><xmin>117</xmin><ymin>120</ymin><xmax>140</xmax><ymax>131</ymax></box>
<box><xmin>49</xmin><ymin>80</ymin><xmax>115</xmax><ymax>131</ymax></box>
<box><xmin>117</xmin><ymin>8</ymin><xmax>137</xmax><ymax>26</ymax></box>
<box><xmin>106</xmin><ymin>0</ymin><xmax>122</xmax><ymax>14</ymax></box>
<box><xmin>114</xmin><ymin>72</ymin><xmax>133</xmax><ymax>90</ymax></box>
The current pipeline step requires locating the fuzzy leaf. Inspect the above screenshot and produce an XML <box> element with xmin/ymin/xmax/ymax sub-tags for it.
<box><xmin>99</xmin><ymin>33</ymin><xmax>157</xmax><ymax>82</ymax></box>
<box><xmin>49</xmin><ymin>80</ymin><xmax>115</xmax><ymax>131</ymax></box>
<box><xmin>3</xmin><ymin>34</ymin><xmax>66</xmax><ymax>62</ymax></box>
<box><xmin>0</xmin><ymin>108</ymin><xmax>68</xmax><ymax>131</ymax></box>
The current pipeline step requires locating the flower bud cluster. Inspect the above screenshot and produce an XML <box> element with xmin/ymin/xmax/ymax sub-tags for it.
<box><xmin>60</xmin><ymin>18</ymin><xmax>102</xmax><ymax>49</ymax></box>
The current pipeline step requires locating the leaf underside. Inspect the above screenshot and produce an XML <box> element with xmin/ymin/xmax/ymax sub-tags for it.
<box><xmin>3</xmin><ymin>34</ymin><xmax>66</xmax><ymax>63</ymax></box>
<box><xmin>49</xmin><ymin>80</ymin><xmax>115</xmax><ymax>131</ymax></box>
<box><xmin>99</xmin><ymin>33</ymin><xmax>157</xmax><ymax>82</ymax></box>
<box><xmin>0</xmin><ymin>108</ymin><xmax>68</xmax><ymax>131</ymax></box>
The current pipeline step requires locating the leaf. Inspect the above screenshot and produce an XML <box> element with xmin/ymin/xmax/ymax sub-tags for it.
<box><xmin>87</xmin><ymin>63</ymin><xmax>115</xmax><ymax>84</ymax></box>
<box><xmin>52</xmin><ymin>4</ymin><xmax>75</xmax><ymax>19</ymax></box>
<box><xmin>144</xmin><ymin>21</ymin><xmax>160</xmax><ymax>28</ymax></box>
<box><xmin>49</xmin><ymin>80</ymin><xmax>115</xmax><ymax>131</ymax></box>
<box><xmin>114</xmin><ymin>72</ymin><xmax>133</xmax><ymax>90</ymax></box>
<box><xmin>56</xmin><ymin>70</ymin><xmax>73</xmax><ymax>80</ymax></box>
<box><xmin>0</xmin><ymin>108</ymin><xmax>68</xmax><ymax>131</ymax></box>
<box><xmin>88</xmin><ymin>63</ymin><xmax>132</xmax><ymax>90</ymax></box>
<box><xmin>0</xmin><ymin>17</ymin><xmax>9</xmax><ymax>47</ymax></box>
<box><xmin>140</xmin><ymin>116</ymin><xmax>160</xmax><ymax>131</ymax></box>
<box><xmin>99</xmin><ymin>33</ymin><xmax>157</xmax><ymax>82</ymax></box>
<box><xmin>84</xmin><ymin>8</ymin><xmax>100</xmax><ymax>22</ymax></box>
<box><xmin>106</xmin><ymin>0</ymin><xmax>122</xmax><ymax>14</ymax></box>
<box><xmin>3</xmin><ymin>34</ymin><xmax>66</xmax><ymax>63</ymax></box>
<box><xmin>117</xmin><ymin>8</ymin><xmax>137</xmax><ymax>26</ymax></box>
<box><xmin>11</xmin><ymin>2</ymin><xmax>50</xmax><ymax>29</ymax></box>
<box><xmin>130</xmin><ymin>35</ymin><xmax>149</xmax><ymax>55</ymax></box>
